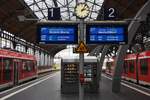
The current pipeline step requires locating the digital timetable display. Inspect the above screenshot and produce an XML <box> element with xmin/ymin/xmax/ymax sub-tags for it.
<box><xmin>86</xmin><ymin>23</ymin><xmax>128</xmax><ymax>44</ymax></box>
<box><xmin>37</xmin><ymin>23</ymin><xmax>78</xmax><ymax>44</ymax></box>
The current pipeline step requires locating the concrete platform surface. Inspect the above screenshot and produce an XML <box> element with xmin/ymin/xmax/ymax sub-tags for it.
<box><xmin>0</xmin><ymin>72</ymin><xmax>149</xmax><ymax>100</ymax></box>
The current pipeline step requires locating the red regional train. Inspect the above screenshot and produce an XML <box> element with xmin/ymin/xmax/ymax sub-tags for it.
<box><xmin>105</xmin><ymin>50</ymin><xmax>150</xmax><ymax>86</ymax></box>
<box><xmin>0</xmin><ymin>49</ymin><xmax>37</xmax><ymax>90</ymax></box>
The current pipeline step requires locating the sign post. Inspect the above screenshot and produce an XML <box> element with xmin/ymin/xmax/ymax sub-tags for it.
<box><xmin>79</xmin><ymin>19</ymin><xmax>84</xmax><ymax>100</ymax></box>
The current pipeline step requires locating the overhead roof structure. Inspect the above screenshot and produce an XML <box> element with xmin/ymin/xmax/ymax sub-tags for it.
<box><xmin>96</xmin><ymin>0</ymin><xmax>149</xmax><ymax>56</ymax></box>
<box><xmin>0</xmin><ymin>0</ymin><xmax>149</xmax><ymax>56</ymax></box>
<box><xmin>98</xmin><ymin>0</ymin><xmax>148</xmax><ymax>20</ymax></box>
<box><xmin>24</xmin><ymin>0</ymin><xmax>104</xmax><ymax>21</ymax></box>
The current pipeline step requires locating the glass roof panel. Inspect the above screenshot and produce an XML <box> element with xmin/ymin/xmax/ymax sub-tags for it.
<box><xmin>37</xmin><ymin>2</ymin><xmax>47</xmax><ymax>9</ymax></box>
<box><xmin>35</xmin><ymin>11</ymin><xmax>44</xmax><ymax>19</ymax></box>
<box><xmin>45</xmin><ymin>0</ymin><xmax>54</xmax><ymax>7</ymax></box>
<box><xmin>30</xmin><ymin>5</ymin><xmax>39</xmax><ymax>11</ymax></box>
<box><xmin>24</xmin><ymin>0</ymin><xmax>104</xmax><ymax>21</ymax></box>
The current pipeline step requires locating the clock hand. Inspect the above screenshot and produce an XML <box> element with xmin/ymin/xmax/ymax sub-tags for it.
<box><xmin>81</xmin><ymin>5</ymin><xmax>86</xmax><ymax>11</ymax></box>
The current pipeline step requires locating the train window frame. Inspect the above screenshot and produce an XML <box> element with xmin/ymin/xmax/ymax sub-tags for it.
<box><xmin>128</xmin><ymin>60</ymin><xmax>135</xmax><ymax>73</ymax></box>
<box><xmin>0</xmin><ymin>57</ymin><xmax>2</xmax><ymax>82</ymax></box>
<box><xmin>30</xmin><ymin>61</ymin><xmax>35</xmax><ymax>71</ymax></box>
<box><xmin>140</xmin><ymin>59</ymin><xmax>148</xmax><ymax>75</ymax></box>
<box><xmin>23</xmin><ymin>60</ymin><xmax>35</xmax><ymax>72</ymax></box>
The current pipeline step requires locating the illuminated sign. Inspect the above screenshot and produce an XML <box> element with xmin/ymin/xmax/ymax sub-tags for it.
<box><xmin>37</xmin><ymin>22</ymin><xmax>78</xmax><ymax>44</ymax></box>
<box><xmin>86</xmin><ymin>22</ymin><xmax>128</xmax><ymax>44</ymax></box>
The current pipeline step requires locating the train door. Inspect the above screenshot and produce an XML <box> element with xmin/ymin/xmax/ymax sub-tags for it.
<box><xmin>128</xmin><ymin>60</ymin><xmax>136</xmax><ymax>82</ymax></box>
<box><xmin>13</xmin><ymin>60</ymin><xmax>19</xmax><ymax>85</ymax></box>
<box><xmin>138</xmin><ymin>58</ymin><xmax>149</xmax><ymax>85</ymax></box>
<box><xmin>0</xmin><ymin>57</ymin><xmax>2</xmax><ymax>84</ymax></box>
<box><xmin>3</xmin><ymin>58</ymin><xmax>13</xmax><ymax>83</ymax></box>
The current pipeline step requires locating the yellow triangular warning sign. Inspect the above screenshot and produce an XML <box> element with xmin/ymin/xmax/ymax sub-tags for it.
<box><xmin>75</xmin><ymin>41</ymin><xmax>89</xmax><ymax>53</ymax></box>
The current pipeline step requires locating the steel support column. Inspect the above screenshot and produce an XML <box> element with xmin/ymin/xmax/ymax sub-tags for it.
<box><xmin>98</xmin><ymin>45</ymin><xmax>110</xmax><ymax>81</ymax></box>
<box><xmin>50</xmin><ymin>56</ymin><xmax>54</xmax><ymax>67</ymax></box>
<box><xmin>112</xmin><ymin>0</ymin><xmax>150</xmax><ymax>93</ymax></box>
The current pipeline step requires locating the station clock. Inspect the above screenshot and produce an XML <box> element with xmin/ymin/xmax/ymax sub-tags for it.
<box><xmin>74</xmin><ymin>3</ymin><xmax>90</xmax><ymax>19</ymax></box>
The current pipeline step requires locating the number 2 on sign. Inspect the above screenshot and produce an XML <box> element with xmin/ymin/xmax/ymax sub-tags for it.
<box><xmin>109</xmin><ymin>8</ymin><xmax>115</xmax><ymax>18</ymax></box>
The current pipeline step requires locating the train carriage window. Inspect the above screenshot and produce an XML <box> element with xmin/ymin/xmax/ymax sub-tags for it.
<box><xmin>3</xmin><ymin>58</ymin><xmax>12</xmax><ymax>81</ymax></box>
<box><xmin>28</xmin><ymin>61</ymin><xmax>35</xmax><ymax>71</ymax></box>
<box><xmin>30</xmin><ymin>61</ymin><xmax>35</xmax><ymax>71</ymax></box>
<box><xmin>123</xmin><ymin>61</ymin><xmax>128</xmax><ymax>74</ymax></box>
<box><xmin>25</xmin><ymin>61</ymin><xmax>30</xmax><ymax>72</ymax></box>
<box><xmin>140</xmin><ymin>59</ymin><xmax>148</xmax><ymax>75</ymax></box>
<box><xmin>23</xmin><ymin>60</ymin><xmax>35</xmax><ymax>72</ymax></box>
<box><xmin>129</xmin><ymin>60</ymin><xmax>134</xmax><ymax>73</ymax></box>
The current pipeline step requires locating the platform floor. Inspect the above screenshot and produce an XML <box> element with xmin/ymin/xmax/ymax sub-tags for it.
<box><xmin>0</xmin><ymin>72</ymin><xmax>149</xmax><ymax>100</ymax></box>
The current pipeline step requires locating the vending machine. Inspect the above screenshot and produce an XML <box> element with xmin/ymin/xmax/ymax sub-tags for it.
<box><xmin>61</xmin><ymin>58</ymin><xmax>99</xmax><ymax>94</ymax></box>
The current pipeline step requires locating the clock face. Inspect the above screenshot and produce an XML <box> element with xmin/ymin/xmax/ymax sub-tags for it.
<box><xmin>74</xmin><ymin>3</ymin><xmax>90</xmax><ymax>19</ymax></box>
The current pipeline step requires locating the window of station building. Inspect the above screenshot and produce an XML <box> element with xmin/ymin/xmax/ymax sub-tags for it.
<box><xmin>123</xmin><ymin>61</ymin><xmax>128</xmax><ymax>74</ymax></box>
<box><xmin>140</xmin><ymin>59</ymin><xmax>148</xmax><ymax>75</ymax></box>
<box><xmin>3</xmin><ymin>58</ymin><xmax>12</xmax><ymax>81</ymax></box>
<box><xmin>128</xmin><ymin>60</ymin><xmax>135</xmax><ymax>73</ymax></box>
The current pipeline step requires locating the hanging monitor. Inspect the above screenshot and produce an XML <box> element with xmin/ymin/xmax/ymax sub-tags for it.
<box><xmin>86</xmin><ymin>21</ymin><xmax>128</xmax><ymax>44</ymax></box>
<box><xmin>37</xmin><ymin>21</ymin><xmax>78</xmax><ymax>44</ymax></box>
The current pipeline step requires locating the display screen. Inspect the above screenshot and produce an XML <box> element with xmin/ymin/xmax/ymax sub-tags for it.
<box><xmin>86</xmin><ymin>23</ymin><xmax>128</xmax><ymax>44</ymax></box>
<box><xmin>37</xmin><ymin>23</ymin><xmax>78</xmax><ymax>44</ymax></box>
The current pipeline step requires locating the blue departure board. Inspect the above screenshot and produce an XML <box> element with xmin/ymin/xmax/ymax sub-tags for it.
<box><xmin>86</xmin><ymin>22</ymin><xmax>128</xmax><ymax>44</ymax></box>
<box><xmin>37</xmin><ymin>23</ymin><xmax>78</xmax><ymax>44</ymax></box>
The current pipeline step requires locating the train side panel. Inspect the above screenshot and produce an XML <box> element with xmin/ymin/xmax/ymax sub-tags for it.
<box><xmin>19</xmin><ymin>60</ymin><xmax>37</xmax><ymax>83</ymax></box>
<box><xmin>0</xmin><ymin>49</ymin><xmax>38</xmax><ymax>90</ymax></box>
<box><xmin>105</xmin><ymin>51</ymin><xmax>150</xmax><ymax>86</ymax></box>
<box><xmin>122</xmin><ymin>54</ymin><xmax>136</xmax><ymax>82</ymax></box>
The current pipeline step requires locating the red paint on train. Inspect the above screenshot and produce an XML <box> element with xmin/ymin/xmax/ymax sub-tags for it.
<box><xmin>105</xmin><ymin>50</ymin><xmax>150</xmax><ymax>86</ymax></box>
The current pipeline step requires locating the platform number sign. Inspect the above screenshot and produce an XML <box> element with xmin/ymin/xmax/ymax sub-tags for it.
<box><xmin>108</xmin><ymin>8</ymin><xmax>115</xmax><ymax>18</ymax></box>
<box><xmin>48</xmin><ymin>8</ymin><xmax>61</xmax><ymax>20</ymax></box>
<box><xmin>104</xmin><ymin>7</ymin><xmax>117</xmax><ymax>20</ymax></box>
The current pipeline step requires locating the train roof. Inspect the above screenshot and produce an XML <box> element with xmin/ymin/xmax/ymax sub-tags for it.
<box><xmin>138</xmin><ymin>50</ymin><xmax>150</xmax><ymax>59</ymax></box>
<box><xmin>0</xmin><ymin>49</ymin><xmax>36</xmax><ymax>60</ymax></box>
<box><xmin>125</xmin><ymin>50</ymin><xmax>150</xmax><ymax>60</ymax></box>
<box><xmin>124</xmin><ymin>53</ymin><xmax>137</xmax><ymax>60</ymax></box>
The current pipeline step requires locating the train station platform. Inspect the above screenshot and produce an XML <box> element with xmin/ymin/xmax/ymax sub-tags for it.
<box><xmin>0</xmin><ymin>72</ymin><xmax>149</xmax><ymax>100</ymax></box>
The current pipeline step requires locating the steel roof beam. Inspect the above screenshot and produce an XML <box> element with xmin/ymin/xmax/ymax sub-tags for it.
<box><xmin>89</xmin><ymin>0</ymin><xmax>96</xmax><ymax>21</ymax></box>
<box><xmin>33</xmin><ymin>0</ymin><xmax>47</xmax><ymax>19</ymax></box>
<box><xmin>66</xmin><ymin>0</ymin><xmax>71</xmax><ymax>20</ymax></box>
<box><xmin>97</xmin><ymin>45</ymin><xmax>110</xmax><ymax>81</ymax></box>
<box><xmin>88</xmin><ymin>45</ymin><xmax>103</xmax><ymax>56</ymax></box>
<box><xmin>52</xmin><ymin>0</ymin><xmax>58</xmax><ymax>7</ymax></box>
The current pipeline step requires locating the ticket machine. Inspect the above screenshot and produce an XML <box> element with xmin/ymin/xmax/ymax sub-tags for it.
<box><xmin>83</xmin><ymin>59</ymin><xmax>99</xmax><ymax>93</ymax></box>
